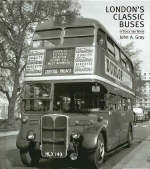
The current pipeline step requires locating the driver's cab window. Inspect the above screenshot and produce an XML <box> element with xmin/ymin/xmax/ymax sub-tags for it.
<box><xmin>97</xmin><ymin>29</ymin><xmax>106</xmax><ymax>48</ymax></box>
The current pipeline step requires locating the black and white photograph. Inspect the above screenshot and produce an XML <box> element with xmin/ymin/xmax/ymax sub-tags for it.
<box><xmin>0</xmin><ymin>0</ymin><xmax>150</xmax><ymax>169</ymax></box>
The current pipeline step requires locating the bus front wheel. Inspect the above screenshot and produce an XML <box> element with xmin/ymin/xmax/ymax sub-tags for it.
<box><xmin>20</xmin><ymin>149</ymin><xmax>40</xmax><ymax>166</ymax></box>
<box><xmin>89</xmin><ymin>133</ymin><xmax>105</xmax><ymax>169</ymax></box>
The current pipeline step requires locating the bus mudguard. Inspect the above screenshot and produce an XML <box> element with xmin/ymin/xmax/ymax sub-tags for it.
<box><xmin>16</xmin><ymin>130</ymin><xmax>29</xmax><ymax>151</ymax></box>
<box><xmin>82</xmin><ymin>125</ymin><xmax>107</xmax><ymax>150</ymax></box>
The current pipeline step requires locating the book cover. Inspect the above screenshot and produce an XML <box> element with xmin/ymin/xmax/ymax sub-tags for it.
<box><xmin>0</xmin><ymin>1</ymin><xmax>150</xmax><ymax>169</ymax></box>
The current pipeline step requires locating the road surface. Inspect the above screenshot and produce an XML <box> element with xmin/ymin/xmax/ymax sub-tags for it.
<box><xmin>0</xmin><ymin>121</ymin><xmax>150</xmax><ymax>169</ymax></box>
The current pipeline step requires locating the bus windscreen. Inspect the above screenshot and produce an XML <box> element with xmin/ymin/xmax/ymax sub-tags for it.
<box><xmin>24</xmin><ymin>83</ymin><xmax>51</xmax><ymax>112</ymax></box>
<box><xmin>53</xmin><ymin>83</ymin><xmax>107</xmax><ymax>113</ymax></box>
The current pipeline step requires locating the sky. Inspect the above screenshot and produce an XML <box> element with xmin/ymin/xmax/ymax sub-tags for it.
<box><xmin>80</xmin><ymin>0</ymin><xmax>150</xmax><ymax>73</ymax></box>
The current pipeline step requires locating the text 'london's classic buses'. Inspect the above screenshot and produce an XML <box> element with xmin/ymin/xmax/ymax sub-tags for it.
<box><xmin>16</xmin><ymin>15</ymin><xmax>134</xmax><ymax>169</ymax></box>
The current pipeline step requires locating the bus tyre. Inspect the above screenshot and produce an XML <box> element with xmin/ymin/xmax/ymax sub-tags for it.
<box><xmin>89</xmin><ymin>134</ymin><xmax>105</xmax><ymax>169</ymax></box>
<box><xmin>127</xmin><ymin>126</ymin><xmax>133</xmax><ymax>147</ymax></box>
<box><xmin>20</xmin><ymin>149</ymin><xmax>40</xmax><ymax>166</ymax></box>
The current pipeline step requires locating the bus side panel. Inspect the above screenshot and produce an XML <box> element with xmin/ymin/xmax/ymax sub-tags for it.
<box><xmin>119</xmin><ymin>109</ymin><xmax>129</xmax><ymax>144</ymax></box>
<box><xmin>95</xmin><ymin>46</ymin><xmax>105</xmax><ymax>77</ymax></box>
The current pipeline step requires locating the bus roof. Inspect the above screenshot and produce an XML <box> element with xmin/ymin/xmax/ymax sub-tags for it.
<box><xmin>36</xmin><ymin>17</ymin><xmax>134</xmax><ymax>70</ymax></box>
<box><xmin>36</xmin><ymin>17</ymin><xmax>104</xmax><ymax>30</ymax></box>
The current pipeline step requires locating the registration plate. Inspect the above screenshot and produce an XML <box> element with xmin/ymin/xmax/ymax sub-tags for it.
<box><xmin>45</xmin><ymin>152</ymin><xmax>63</xmax><ymax>158</ymax></box>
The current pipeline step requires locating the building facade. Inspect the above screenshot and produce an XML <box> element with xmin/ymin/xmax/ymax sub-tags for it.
<box><xmin>0</xmin><ymin>96</ymin><xmax>8</xmax><ymax>119</ymax></box>
<box><xmin>136</xmin><ymin>72</ymin><xmax>150</xmax><ymax>110</ymax></box>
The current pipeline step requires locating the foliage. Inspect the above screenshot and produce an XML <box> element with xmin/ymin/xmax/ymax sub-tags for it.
<box><xmin>122</xmin><ymin>42</ymin><xmax>144</xmax><ymax>98</ymax></box>
<box><xmin>0</xmin><ymin>0</ymin><xmax>80</xmax><ymax>125</ymax></box>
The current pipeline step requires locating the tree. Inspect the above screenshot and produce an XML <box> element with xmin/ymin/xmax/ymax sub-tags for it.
<box><xmin>0</xmin><ymin>0</ymin><xmax>80</xmax><ymax>126</ymax></box>
<box><xmin>122</xmin><ymin>42</ymin><xmax>144</xmax><ymax>101</ymax></box>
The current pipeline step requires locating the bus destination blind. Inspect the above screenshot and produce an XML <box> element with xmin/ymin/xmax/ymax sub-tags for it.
<box><xmin>25</xmin><ymin>47</ymin><xmax>95</xmax><ymax>76</ymax></box>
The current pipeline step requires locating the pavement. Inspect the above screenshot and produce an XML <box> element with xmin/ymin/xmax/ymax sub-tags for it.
<box><xmin>112</xmin><ymin>137</ymin><xmax>150</xmax><ymax>169</ymax></box>
<box><xmin>0</xmin><ymin>130</ymin><xmax>19</xmax><ymax>137</ymax></box>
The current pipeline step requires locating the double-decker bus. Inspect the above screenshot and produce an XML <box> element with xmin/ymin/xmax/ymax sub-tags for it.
<box><xmin>16</xmin><ymin>15</ymin><xmax>134</xmax><ymax>168</ymax></box>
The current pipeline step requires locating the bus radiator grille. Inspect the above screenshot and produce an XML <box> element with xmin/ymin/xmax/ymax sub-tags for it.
<box><xmin>41</xmin><ymin>115</ymin><xmax>68</xmax><ymax>158</ymax></box>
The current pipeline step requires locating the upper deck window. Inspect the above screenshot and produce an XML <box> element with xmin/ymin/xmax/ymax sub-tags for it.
<box><xmin>63</xmin><ymin>26</ymin><xmax>94</xmax><ymax>46</ymax></box>
<box><xmin>114</xmin><ymin>46</ymin><xmax>120</xmax><ymax>61</ymax></box>
<box><xmin>121</xmin><ymin>59</ymin><xmax>126</xmax><ymax>68</ymax></box>
<box><xmin>33</xmin><ymin>28</ymin><xmax>61</xmax><ymax>39</ymax></box>
<box><xmin>126</xmin><ymin>58</ymin><xmax>133</xmax><ymax>72</ymax></box>
<box><xmin>63</xmin><ymin>36</ymin><xmax>94</xmax><ymax>46</ymax></box>
<box><xmin>32</xmin><ymin>28</ymin><xmax>61</xmax><ymax>48</ymax></box>
<box><xmin>97</xmin><ymin>29</ymin><xmax>106</xmax><ymax>48</ymax></box>
<box><xmin>121</xmin><ymin>53</ymin><xmax>127</xmax><ymax>68</ymax></box>
<box><xmin>65</xmin><ymin>26</ymin><xmax>94</xmax><ymax>36</ymax></box>
<box><xmin>107</xmin><ymin>37</ymin><xmax>115</xmax><ymax>57</ymax></box>
<box><xmin>32</xmin><ymin>39</ymin><xmax>60</xmax><ymax>48</ymax></box>
<box><xmin>126</xmin><ymin>63</ymin><xmax>130</xmax><ymax>71</ymax></box>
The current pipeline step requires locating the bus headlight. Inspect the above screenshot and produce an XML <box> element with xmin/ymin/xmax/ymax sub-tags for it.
<box><xmin>27</xmin><ymin>130</ymin><xmax>36</xmax><ymax>141</ymax></box>
<box><xmin>71</xmin><ymin>132</ymin><xmax>80</xmax><ymax>140</ymax></box>
<box><xmin>70</xmin><ymin>153</ymin><xmax>78</xmax><ymax>160</ymax></box>
<box><xmin>22</xmin><ymin>116</ymin><xmax>29</xmax><ymax>123</ymax></box>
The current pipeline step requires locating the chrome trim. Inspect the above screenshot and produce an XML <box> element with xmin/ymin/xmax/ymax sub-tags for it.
<box><xmin>41</xmin><ymin>114</ymin><xmax>69</xmax><ymax>158</ymax></box>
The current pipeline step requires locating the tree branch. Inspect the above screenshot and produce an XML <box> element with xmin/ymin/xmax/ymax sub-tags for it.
<box><xmin>0</xmin><ymin>85</ymin><xmax>10</xmax><ymax>102</ymax></box>
<box><xmin>19</xmin><ymin>63</ymin><xmax>26</xmax><ymax>75</ymax></box>
<box><xmin>0</xmin><ymin>62</ymin><xmax>14</xmax><ymax>71</ymax></box>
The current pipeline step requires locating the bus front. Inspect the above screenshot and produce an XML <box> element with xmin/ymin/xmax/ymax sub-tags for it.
<box><xmin>16</xmin><ymin>18</ymin><xmax>107</xmax><ymax>167</ymax></box>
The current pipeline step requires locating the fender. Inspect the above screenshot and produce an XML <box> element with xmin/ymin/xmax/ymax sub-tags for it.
<box><xmin>16</xmin><ymin>129</ymin><xmax>30</xmax><ymax>151</ymax></box>
<box><xmin>82</xmin><ymin>123</ymin><xmax>107</xmax><ymax>150</ymax></box>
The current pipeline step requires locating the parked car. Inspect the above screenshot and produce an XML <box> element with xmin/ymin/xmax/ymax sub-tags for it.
<box><xmin>133</xmin><ymin>108</ymin><xmax>145</xmax><ymax>122</ymax></box>
<box><xmin>143</xmin><ymin>110</ymin><xmax>149</xmax><ymax>121</ymax></box>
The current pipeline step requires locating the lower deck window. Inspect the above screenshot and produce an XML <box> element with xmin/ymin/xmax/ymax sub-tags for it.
<box><xmin>53</xmin><ymin>82</ymin><xmax>107</xmax><ymax>113</ymax></box>
<box><xmin>25</xmin><ymin>99</ymin><xmax>50</xmax><ymax>111</ymax></box>
<box><xmin>24</xmin><ymin>83</ymin><xmax>51</xmax><ymax>112</ymax></box>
